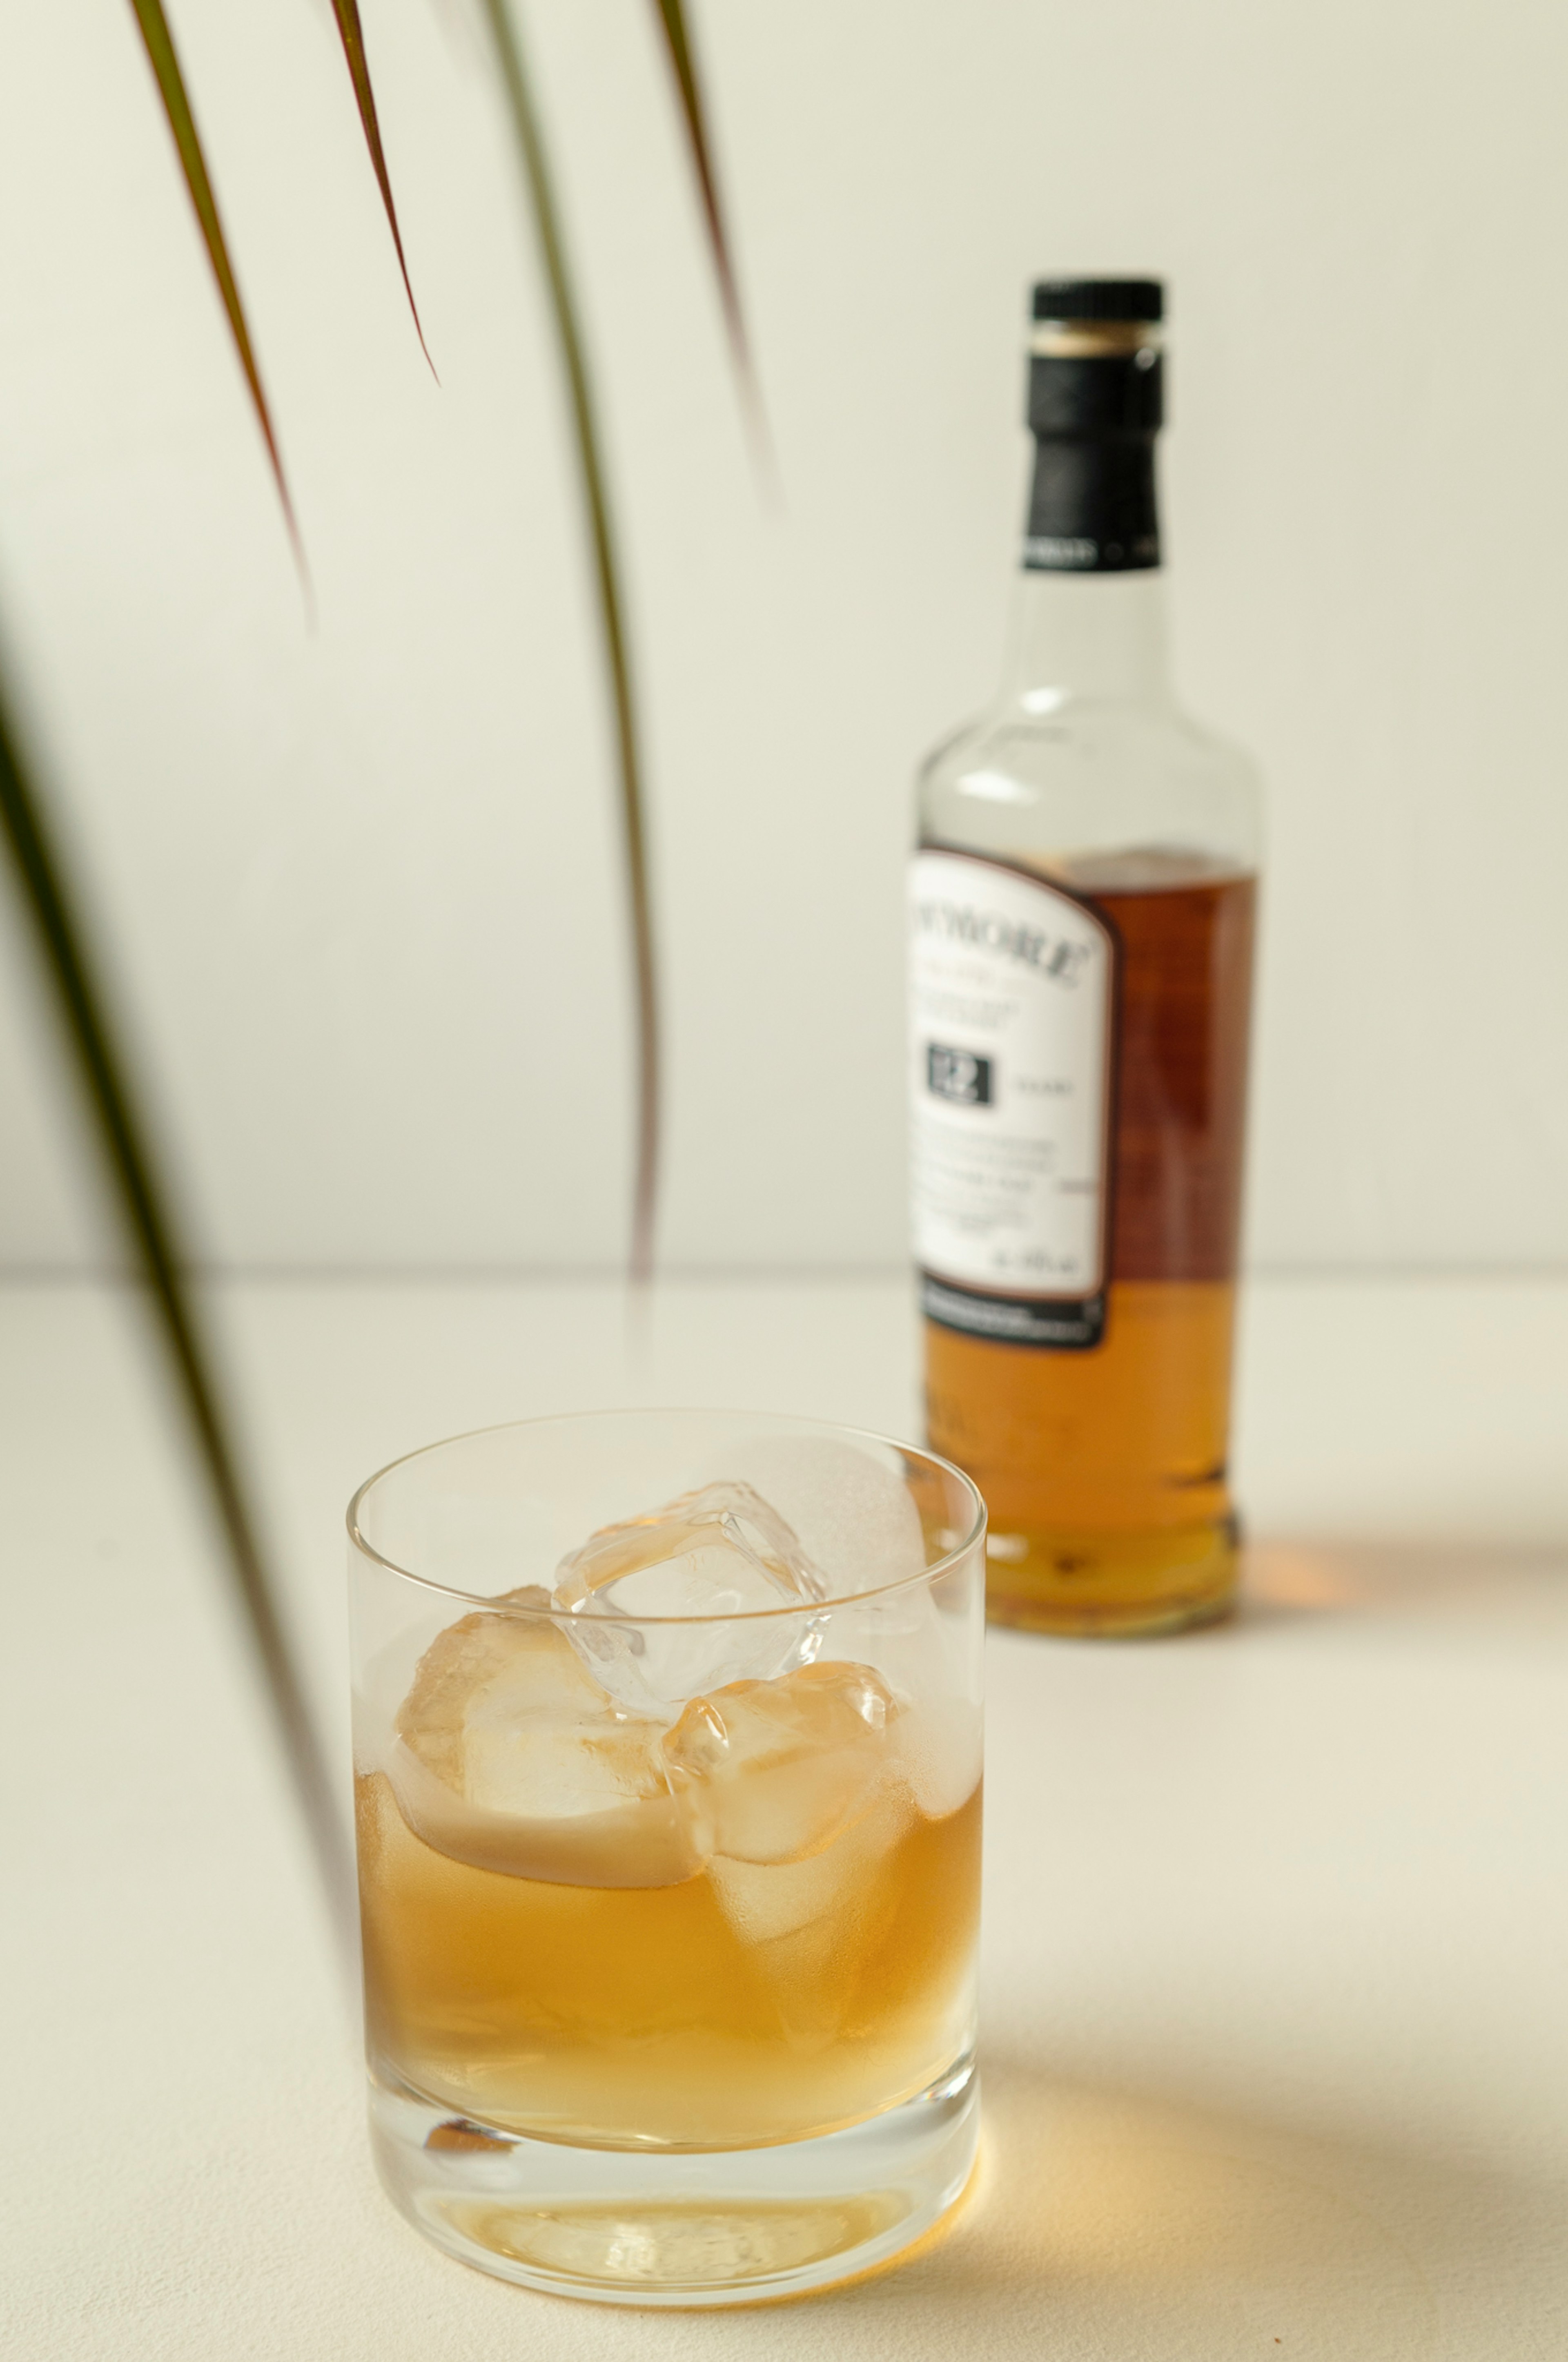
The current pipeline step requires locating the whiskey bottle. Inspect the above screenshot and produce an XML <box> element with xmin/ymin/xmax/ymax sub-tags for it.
<box><xmin>910</xmin><ymin>279</ymin><xmax>1261</xmax><ymax>1636</ymax></box>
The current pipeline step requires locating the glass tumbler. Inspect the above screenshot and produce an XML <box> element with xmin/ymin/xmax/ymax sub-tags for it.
<box><xmin>349</xmin><ymin>1409</ymin><xmax>985</xmax><ymax>2306</ymax></box>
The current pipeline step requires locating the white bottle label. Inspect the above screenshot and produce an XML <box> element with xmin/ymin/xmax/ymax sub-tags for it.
<box><xmin>909</xmin><ymin>848</ymin><xmax>1115</xmax><ymax>1348</ymax></box>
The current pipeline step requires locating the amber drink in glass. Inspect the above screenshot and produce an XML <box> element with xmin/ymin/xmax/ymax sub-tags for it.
<box><xmin>349</xmin><ymin>1410</ymin><xmax>984</xmax><ymax>2306</ymax></box>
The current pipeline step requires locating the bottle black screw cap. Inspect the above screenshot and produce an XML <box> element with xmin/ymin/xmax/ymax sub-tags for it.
<box><xmin>1031</xmin><ymin>278</ymin><xmax>1163</xmax><ymax>324</ymax></box>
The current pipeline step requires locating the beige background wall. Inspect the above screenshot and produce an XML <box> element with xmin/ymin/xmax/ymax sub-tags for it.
<box><xmin>1</xmin><ymin>0</ymin><xmax>1564</xmax><ymax>1274</ymax></box>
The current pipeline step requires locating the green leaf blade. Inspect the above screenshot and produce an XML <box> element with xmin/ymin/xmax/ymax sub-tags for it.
<box><xmin>328</xmin><ymin>0</ymin><xmax>438</xmax><ymax>377</ymax></box>
<box><xmin>0</xmin><ymin>668</ymin><xmax>353</xmax><ymax>1967</ymax></box>
<box><xmin>646</xmin><ymin>0</ymin><xmax>772</xmax><ymax>474</ymax></box>
<box><xmin>125</xmin><ymin>0</ymin><xmax>305</xmax><ymax>572</ymax></box>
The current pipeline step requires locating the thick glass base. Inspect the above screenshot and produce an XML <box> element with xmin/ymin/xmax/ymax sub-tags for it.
<box><xmin>368</xmin><ymin>2058</ymin><xmax>979</xmax><ymax>2307</ymax></box>
<box><xmin>984</xmin><ymin>1515</ymin><xmax>1239</xmax><ymax>1637</ymax></box>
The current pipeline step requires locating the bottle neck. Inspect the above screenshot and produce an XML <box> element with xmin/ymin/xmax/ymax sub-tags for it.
<box><xmin>1008</xmin><ymin>356</ymin><xmax>1170</xmax><ymax>708</ymax></box>
<box><xmin>1000</xmin><ymin>568</ymin><xmax>1173</xmax><ymax>710</ymax></box>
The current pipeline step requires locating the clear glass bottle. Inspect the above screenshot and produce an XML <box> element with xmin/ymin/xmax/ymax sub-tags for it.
<box><xmin>909</xmin><ymin>279</ymin><xmax>1261</xmax><ymax>1637</ymax></box>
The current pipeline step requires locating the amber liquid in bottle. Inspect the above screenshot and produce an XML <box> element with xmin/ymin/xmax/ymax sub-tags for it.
<box><xmin>924</xmin><ymin>854</ymin><xmax>1256</xmax><ymax>1635</ymax></box>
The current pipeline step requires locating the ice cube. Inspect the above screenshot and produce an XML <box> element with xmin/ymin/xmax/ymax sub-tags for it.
<box><xmin>660</xmin><ymin>1659</ymin><xmax>895</xmax><ymax>1865</ymax></box>
<box><xmin>886</xmin><ymin>1695</ymin><xmax>984</xmax><ymax>1820</ymax></box>
<box><xmin>675</xmin><ymin>1664</ymin><xmax>914</xmax><ymax>2044</ymax></box>
<box><xmin>706</xmin><ymin>1440</ymin><xmax>981</xmax><ymax>1715</ymax></box>
<box><xmin>703</xmin><ymin>1782</ymin><xmax>913</xmax><ymax>1943</ymax></box>
<box><xmin>706</xmin><ymin>1436</ymin><xmax>928</xmax><ymax>1598</ymax></box>
<box><xmin>818</xmin><ymin>1580</ymin><xmax>966</xmax><ymax>1706</ymax></box>
<box><xmin>388</xmin><ymin>1599</ymin><xmax>699</xmax><ymax>1887</ymax></box>
<box><xmin>704</xmin><ymin>1785</ymin><xmax>918</xmax><ymax>2046</ymax></box>
<box><xmin>552</xmin><ymin>1482</ymin><xmax>827</xmax><ymax>1714</ymax></box>
<box><xmin>390</xmin><ymin>1587</ymin><xmax>576</xmax><ymax>1790</ymax></box>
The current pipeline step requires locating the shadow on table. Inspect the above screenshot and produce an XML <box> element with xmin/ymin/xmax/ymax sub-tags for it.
<box><xmin>1235</xmin><ymin>1535</ymin><xmax>1568</xmax><ymax>1639</ymax></box>
<box><xmin>773</xmin><ymin>2056</ymin><xmax>1565</xmax><ymax>2360</ymax></box>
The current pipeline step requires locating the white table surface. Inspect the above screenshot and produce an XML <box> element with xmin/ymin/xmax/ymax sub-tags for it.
<box><xmin>4</xmin><ymin>1271</ymin><xmax>1565</xmax><ymax>2359</ymax></box>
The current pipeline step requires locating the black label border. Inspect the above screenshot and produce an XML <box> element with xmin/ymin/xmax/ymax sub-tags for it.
<box><xmin>913</xmin><ymin>842</ymin><xmax>1123</xmax><ymax>1346</ymax></box>
<box><xmin>921</xmin><ymin>1273</ymin><xmax>1108</xmax><ymax>1351</ymax></box>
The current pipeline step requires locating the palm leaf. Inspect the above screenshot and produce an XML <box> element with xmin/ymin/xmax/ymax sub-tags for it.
<box><xmin>327</xmin><ymin>0</ymin><xmax>437</xmax><ymax>376</ymax></box>
<box><xmin>125</xmin><ymin>0</ymin><xmax>304</xmax><ymax>571</ymax></box>
<box><xmin>0</xmin><ymin>667</ymin><xmax>354</xmax><ymax>1966</ymax></box>
<box><xmin>645</xmin><ymin>0</ymin><xmax>771</xmax><ymax>469</ymax></box>
<box><xmin>479</xmin><ymin>0</ymin><xmax>660</xmax><ymax>1282</ymax></box>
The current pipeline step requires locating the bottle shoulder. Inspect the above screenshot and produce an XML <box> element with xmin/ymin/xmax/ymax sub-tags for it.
<box><xmin>917</xmin><ymin>692</ymin><xmax>1262</xmax><ymax>874</ymax></box>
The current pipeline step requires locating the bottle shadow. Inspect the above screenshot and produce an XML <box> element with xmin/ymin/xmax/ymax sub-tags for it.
<box><xmin>1233</xmin><ymin>1533</ymin><xmax>1568</xmax><ymax>1643</ymax></box>
<box><xmin>792</xmin><ymin>2055</ymin><xmax>1565</xmax><ymax>2358</ymax></box>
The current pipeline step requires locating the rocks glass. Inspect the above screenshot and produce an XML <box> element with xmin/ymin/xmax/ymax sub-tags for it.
<box><xmin>349</xmin><ymin>1410</ymin><xmax>984</xmax><ymax>2306</ymax></box>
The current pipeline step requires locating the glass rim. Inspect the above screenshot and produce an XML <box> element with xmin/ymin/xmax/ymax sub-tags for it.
<box><xmin>345</xmin><ymin>1405</ymin><xmax>987</xmax><ymax>1624</ymax></box>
